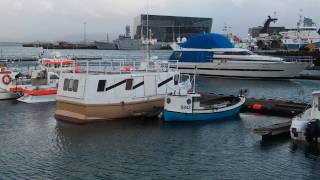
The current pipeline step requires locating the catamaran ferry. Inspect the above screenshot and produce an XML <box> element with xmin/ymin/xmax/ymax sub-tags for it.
<box><xmin>54</xmin><ymin>60</ymin><xmax>191</xmax><ymax>124</ymax></box>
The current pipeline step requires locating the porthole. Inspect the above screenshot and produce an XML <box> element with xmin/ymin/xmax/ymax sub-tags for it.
<box><xmin>167</xmin><ymin>98</ymin><xmax>171</xmax><ymax>104</ymax></box>
<box><xmin>186</xmin><ymin>99</ymin><xmax>191</xmax><ymax>104</ymax></box>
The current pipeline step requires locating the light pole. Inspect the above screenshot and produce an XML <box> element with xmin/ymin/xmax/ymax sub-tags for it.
<box><xmin>83</xmin><ymin>22</ymin><xmax>87</xmax><ymax>44</ymax></box>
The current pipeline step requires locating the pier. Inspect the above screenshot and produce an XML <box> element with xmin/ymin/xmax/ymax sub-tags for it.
<box><xmin>254</xmin><ymin>121</ymin><xmax>292</xmax><ymax>140</ymax></box>
<box><xmin>201</xmin><ymin>93</ymin><xmax>308</xmax><ymax>117</ymax></box>
<box><xmin>201</xmin><ymin>93</ymin><xmax>309</xmax><ymax>140</ymax></box>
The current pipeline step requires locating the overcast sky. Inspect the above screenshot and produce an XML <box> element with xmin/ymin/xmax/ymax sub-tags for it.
<box><xmin>0</xmin><ymin>0</ymin><xmax>319</xmax><ymax>42</ymax></box>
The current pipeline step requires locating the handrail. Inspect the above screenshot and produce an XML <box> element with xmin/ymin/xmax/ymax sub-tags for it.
<box><xmin>63</xmin><ymin>59</ymin><xmax>180</xmax><ymax>75</ymax></box>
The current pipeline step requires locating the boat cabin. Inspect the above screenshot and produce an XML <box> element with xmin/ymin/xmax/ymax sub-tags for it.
<box><xmin>311</xmin><ymin>91</ymin><xmax>320</xmax><ymax>119</ymax></box>
<box><xmin>39</xmin><ymin>58</ymin><xmax>76</xmax><ymax>73</ymax></box>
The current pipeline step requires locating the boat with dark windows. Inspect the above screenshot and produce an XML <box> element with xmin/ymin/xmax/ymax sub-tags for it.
<box><xmin>54</xmin><ymin>60</ymin><xmax>191</xmax><ymax>124</ymax></box>
<box><xmin>169</xmin><ymin>33</ymin><xmax>308</xmax><ymax>79</ymax></box>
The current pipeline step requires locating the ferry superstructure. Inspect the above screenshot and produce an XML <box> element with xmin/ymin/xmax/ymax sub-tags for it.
<box><xmin>54</xmin><ymin>59</ymin><xmax>191</xmax><ymax>124</ymax></box>
<box><xmin>280</xmin><ymin>26</ymin><xmax>320</xmax><ymax>49</ymax></box>
<box><xmin>279</xmin><ymin>16</ymin><xmax>320</xmax><ymax>49</ymax></box>
<box><xmin>169</xmin><ymin>33</ymin><xmax>308</xmax><ymax>79</ymax></box>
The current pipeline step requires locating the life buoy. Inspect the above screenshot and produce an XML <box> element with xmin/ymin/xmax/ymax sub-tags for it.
<box><xmin>123</xmin><ymin>65</ymin><xmax>133</xmax><ymax>72</ymax></box>
<box><xmin>2</xmin><ymin>75</ymin><xmax>12</xmax><ymax>85</ymax></box>
<box><xmin>74</xmin><ymin>65</ymin><xmax>81</xmax><ymax>73</ymax></box>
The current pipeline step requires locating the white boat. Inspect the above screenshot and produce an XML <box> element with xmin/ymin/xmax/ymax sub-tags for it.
<box><xmin>169</xmin><ymin>33</ymin><xmax>308</xmax><ymax>79</ymax></box>
<box><xmin>291</xmin><ymin>91</ymin><xmax>320</xmax><ymax>143</ymax></box>
<box><xmin>54</xmin><ymin>59</ymin><xmax>192</xmax><ymax>124</ymax></box>
<box><xmin>0</xmin><ymin>64</ymin><xmax>31</xmax><ymax>100</ymax></box>
<box><xmin>17</xmin><ymin>70</ymin><xmax>59</xmax><ymax>103</ymax></box>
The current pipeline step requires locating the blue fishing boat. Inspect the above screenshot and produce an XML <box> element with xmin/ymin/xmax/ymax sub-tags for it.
<box><xmin>163</xmin><ymin>93</ymin><xmax>246</xmax><ymax>122</ymax></box>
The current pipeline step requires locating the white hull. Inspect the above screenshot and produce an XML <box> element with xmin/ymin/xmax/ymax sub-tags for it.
<box><xmin>0</xmin><ymin>89</ymin><xmax>20</xmax><ymax>100</ymax></box>
<box><xmin>291</xmin><ymin>90</ymin><xmax>320</xmax><ymax>144</ymax></box>
<box><xmin>176</xmin><ymin>61</ymin><xmax>307</xmax><ymax>78</ymax></box>
<box><xmin>17</xmin><ymin>94</ymin><xmax>56</xmax><ymax>103</ymax></box>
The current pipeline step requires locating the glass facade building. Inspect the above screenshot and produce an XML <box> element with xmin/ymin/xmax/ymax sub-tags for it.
<box><xmin>133</xmin><ymin>14</ymin><xmax>212</xmax><ymax>42</ymax></box>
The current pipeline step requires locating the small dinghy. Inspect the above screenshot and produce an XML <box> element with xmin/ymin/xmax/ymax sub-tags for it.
<box><xmin>163</xmin><ymin>93</ymin><xmax>246</xmax><ymax>122</ymax></box>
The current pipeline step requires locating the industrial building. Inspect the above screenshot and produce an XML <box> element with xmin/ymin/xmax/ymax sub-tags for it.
<box><xmin>133</xmin><ymin>14</ymin><xmax>212</xmax><ymax>42</ymax></box>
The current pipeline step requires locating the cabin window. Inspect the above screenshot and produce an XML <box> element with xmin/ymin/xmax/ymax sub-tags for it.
<box><xmin>63</xmin><ymin>79</ymin><xmax>70</xmax><ymax>91</ymax></box>
<box><xmin>73</xmin><ymin>80</ymin><xmax>79</xmax><ymax>92</ymax></box>
<box><xmin>97</xmin><ymin>80</ymin><xmax>106</xmax><ymax>92</ymax></box>
<box><xmin>68</xmin><ymin>79</ymin><xmax>74</xmax><ymax>91</ymax></box>
<box><xmin>174</xmin><ymin>74</ymin><xmax>179</xmax><ymax>85</ymax></box>
<box><xmin>125</xmin><ymin>79</ymin><xmax>134</xmax><ymax>90</ymax></box>
<box><xmin>50</xmin><ymin>74</ymin><xmax>59</xmax><ymax>79</ymax></box>
<box><xmin>180</xmin><ymin>74</ymin><xmax>190</xmax><ymax>83</ymax></box>
<box><xmin>193</xmin><ymin>97</ymin><xmax>201</xmax><ymax>102</ymax></box>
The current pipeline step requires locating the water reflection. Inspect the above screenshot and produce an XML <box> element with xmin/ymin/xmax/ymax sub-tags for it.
<box><xmin>290</xmin><ymin>141</ymin><xmax>320</xmax><ymax>159</ymax></box>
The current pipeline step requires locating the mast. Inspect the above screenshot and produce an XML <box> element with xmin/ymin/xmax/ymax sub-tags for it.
<box><xmin>146</xmin><ymin>0</ymin><xmax>150</xmax><ymax>60</ymax></box>
<box><xmin>298</xmin><ymin>9</ymin><xmax>303</xmax><ymax>49</ymax></box>
<box><xmin>172</xmin><ymin>24</ymin><xmax>175</xmax><ymax>42</ymax></box>
<box><xmin>83</xmin><ymin>22</ymin><xmax>87</xmax><ymax>44</ymax></box>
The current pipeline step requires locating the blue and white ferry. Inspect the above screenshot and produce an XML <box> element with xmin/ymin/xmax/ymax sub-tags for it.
<box><xmin>169</xmin><ymin>33</ymin><xmax>307</xmax><ymax>79</ymax></box>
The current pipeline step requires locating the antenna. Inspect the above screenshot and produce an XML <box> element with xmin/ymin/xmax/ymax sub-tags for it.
<box><xmin>298</xmin><ymin>8</ymin><xmax>303</xmax><ymax>27</ymax></box>
<box><xmin>172</xmin><ymin>24</ymin><xmax>175</xmax><ymax>42</ymax></box>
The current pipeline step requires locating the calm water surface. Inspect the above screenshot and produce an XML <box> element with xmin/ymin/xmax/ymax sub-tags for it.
<box><xmin>0</xmin><ymin>45</ymin><xmax>320</xmax><ymax>179</ymax></box>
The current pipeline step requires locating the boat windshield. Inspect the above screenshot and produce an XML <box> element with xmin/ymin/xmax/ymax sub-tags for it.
<box><xmin>222</xmin><ymin>51</ymin><xmax>255</xmax><ymax>55</ymax></box>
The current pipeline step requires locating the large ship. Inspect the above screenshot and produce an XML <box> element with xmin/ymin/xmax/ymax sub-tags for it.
<box><xmin>94</xmin><ymin>34</ymin><xmax>118</xmax><ymax>50</ymax></box>
<box><xmin>114</xmin><ymin>25</ymin><xmax>169</xmax><ymax>50</ymax></box>
<box><xmin>94</xmin><ymin>41</ymin><xmax>117</xmax><ymax>50</ymax></box>
<box><xmin>54</xmin><ymin>59</ymin><xmax>191</xmax><ymax>124</ymax></box>
<box><xmin>169</xmin><ymin>33</ymin><xmax>308</xmax><ymax>79</ymax></box>
<box><xmin>280</xmin><ymin>17</ymin><xmax>320</xmax><ymax>49</ymax></box>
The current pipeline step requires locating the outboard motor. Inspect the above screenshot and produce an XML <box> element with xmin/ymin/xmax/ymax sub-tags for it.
<box><xmin>305</xmin><ymin>119</ymin><xmax>320</xmax><ymax>143</ymax></box>
<box><xmin>239</xmin><ymin>88</ymin><xmax>249</xmax><ymax>97</ymax></box>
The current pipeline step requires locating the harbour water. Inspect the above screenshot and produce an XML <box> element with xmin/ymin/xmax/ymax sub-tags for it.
<box><xmin>1</xmin><ymin>45</ymin><xmax>320</xmax><ymax>179</ymax></box>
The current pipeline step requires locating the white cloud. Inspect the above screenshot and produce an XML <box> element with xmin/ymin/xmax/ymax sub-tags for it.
<box><xmin>0</xmin><ymin>0</ymin><xmax>319</xmax><ymax>41</ymax></box>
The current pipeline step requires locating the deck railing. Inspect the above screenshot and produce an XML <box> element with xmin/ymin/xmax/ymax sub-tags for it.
<box><xmin>69</xmin><ymin>59</ymin><xmax>179</xmax><ymax>74</ymax></box>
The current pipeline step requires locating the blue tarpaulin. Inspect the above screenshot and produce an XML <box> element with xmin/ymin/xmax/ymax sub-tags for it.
<box><xmin>180</xmin><ymin>33</ymin><xmax>234</xmax><ymax>49</ymax></box>
<box><xmin>169</xmin><ymin>51</ymin><xmax>213</xmax><ymax>62</ymax></box>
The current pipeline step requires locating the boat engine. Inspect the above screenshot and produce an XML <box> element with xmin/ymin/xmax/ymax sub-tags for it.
<box><xmin>305</xmin><ymin>119</ymin><xmax>320</xmax><ymax>143</ymax></box>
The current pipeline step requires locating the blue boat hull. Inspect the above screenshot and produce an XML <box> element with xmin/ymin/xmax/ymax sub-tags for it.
<box><xmin>286</xmin><ymin>42</ymin><xmax>320</xmax><ymax>49</ymax></box>
<box><xmin>163</xmin><ymin>106</ymin><xmax>241</xmax><ymax>122</ymax></box>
